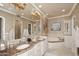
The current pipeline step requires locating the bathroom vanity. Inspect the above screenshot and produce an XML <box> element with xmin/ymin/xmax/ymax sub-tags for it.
<box><xmin>0</xmin><ymin>36</ymin><xmax>48</xmax><ymax>56</ymax></box>
<box><xmin>16</xmin><ymin>39</ymin><xmax>48</xmax><ymax>56</ymax></box>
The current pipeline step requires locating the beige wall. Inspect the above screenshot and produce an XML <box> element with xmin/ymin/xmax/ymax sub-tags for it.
<box><xmin>0</xmin><ymin>10</ymin><xmax>33</xmax><ymax>41</ymax></box>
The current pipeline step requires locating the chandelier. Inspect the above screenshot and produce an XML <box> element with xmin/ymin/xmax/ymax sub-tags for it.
<box><xmin>12</xmin><ymin>3</ymin><xmax>26</xmax><ymax>11</ymax></box>
<box><xmin>31</xmin><ymin>10</ymin><xmax>41</xmax><ymax>20</ymax></box>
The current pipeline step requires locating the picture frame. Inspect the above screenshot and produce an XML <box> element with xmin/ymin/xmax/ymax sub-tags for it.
<box><xmin>51</xmin><ymin>22</ymin><xmax>61</xmax><ymax>31</ymax></box>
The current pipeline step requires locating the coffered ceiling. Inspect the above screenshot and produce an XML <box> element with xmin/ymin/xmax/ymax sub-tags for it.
<box><xmin>0</xmin><ymin>3</ymin><xmax>76</xmax><ymax>21</ymax></box>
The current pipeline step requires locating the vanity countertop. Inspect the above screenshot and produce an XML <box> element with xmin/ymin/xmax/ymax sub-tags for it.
<box><xmin>0</xmin><ymin>39</ymin><xmax>45</xmax><ymax>56</ymax></box>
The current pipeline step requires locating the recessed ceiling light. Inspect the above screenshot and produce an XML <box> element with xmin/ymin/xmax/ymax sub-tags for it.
<box><xmin>0</xmin><ymin>3</ymin><xmax>4</xmax><ymax>7</ymax></box>
<box><xmin>62</xmin><ymin>9</ymin><xmax>65</xmax><ymax>12</ymax></box>
<box><xmin>38</xmin><ymin>5</ymin><xmax>42</xmax><ymax>8</ymax></box>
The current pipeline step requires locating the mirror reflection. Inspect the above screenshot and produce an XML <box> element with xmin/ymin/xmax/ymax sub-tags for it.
<box><xmin>15</xmin><ymin>20</ymin><xmax>22</xmax><ymax>39</ymax></box>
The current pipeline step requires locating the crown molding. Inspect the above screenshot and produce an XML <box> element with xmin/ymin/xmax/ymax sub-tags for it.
<box><xmin>20</xmin><ymin>16</ymin><xmax>36</xmax><ymax>22</ymax></box>
<box><xmin>31</xmin><ymin>3</ymin><xmax>77</xmax><ymax>19</ymax></box>
<box><xmin>0</xmin><ymin>7</ymin><xmax>16</xmax><ymax>15</ymax></box>
<box><xmin>48</xmin><ymin>3</ymin><xmax>77</xmax><ymax>19</ymax></box>
<box><xmin>48</xmin><ymin>14</ymin><xmax>69</xmax><ymax>19</ymax></box>
<box><xmin>30</xmin><ymin>3</ymin><xmax>46</xmax><ymax>17</ymax></box>
<box><xmin>0</xmin><ymin>3</ymin><xmax>77</xmax><ymax>21</ymax></box>
<box><xmin>0</xmin><ymin>7</ymin><xmax>35</xmax><ymax>22</ymax></box>
<box><xmin>68</xmin><ymin>3</ymin><xmax>77</xmax><ymax>16</ymax></box>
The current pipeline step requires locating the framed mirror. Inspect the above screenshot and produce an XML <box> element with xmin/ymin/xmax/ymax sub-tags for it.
<box><xmin>28</xmin><ymin>24</ymin><xmax>32</xmax><ymax>35</ymax></box>
<box><xmin>0</xmin><ymin>16</ymin><xmax>5</xmax><ymax>40</ymax></box>
<box><xmin>51</xmin><ymin>22</ymin><xmax>61</xmax><ymax>31</ymax></box>
<box><xmin>15</xmin><ymin>20</ymin><xmax>23</xmax><ymax>39</ymax></box>
<box><xmin>0</xmin><ymin>18</ymin><xmax>2</xmax><ymax>40</ymax></box>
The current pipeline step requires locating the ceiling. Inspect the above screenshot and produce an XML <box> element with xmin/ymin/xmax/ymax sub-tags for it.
<box><xmin>0</xmin><ymin>3</ymin><xmax>75</xmax><ymax>21</ymax></box>
<box><xmin>0</xmin><ymin>3</ymin><xmax>35</xmax><ymax>19</ymax></box>
<box><xmin>35</xmin><ymin>3</ymin><xmax>74</xmax><ymax>18</ymax></box>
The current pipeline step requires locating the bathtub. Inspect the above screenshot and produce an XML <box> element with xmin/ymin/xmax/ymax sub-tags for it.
<box><xmin>48</xmin><ymin>37</ymin><xmax>64</xmax><ymax>48</ymax></box>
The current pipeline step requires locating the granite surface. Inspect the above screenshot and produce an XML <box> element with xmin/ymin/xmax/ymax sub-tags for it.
<box><xmin>0</xmin><ymin>40</ymin><xmax>43</xmax><ymax>56</ymax></box>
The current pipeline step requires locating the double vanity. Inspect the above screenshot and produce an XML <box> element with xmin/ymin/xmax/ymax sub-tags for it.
<box><xmin>0</xmin><ymin>36</ymin><xmax>48</xmax><ymax>56</ymax></box>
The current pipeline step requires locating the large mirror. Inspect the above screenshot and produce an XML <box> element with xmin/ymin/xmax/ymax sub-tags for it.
<box><xmin>32</xmin><ymin>21</ymin><xmax>40</xmax><ymax>36</ymax></box>
<box><xmin>0</xmin><ymin>18</ymin><xmax>2</xmax><ymax>40</ymax></box>
<box><xmin>28</xmin><ymin>24</ymin><xmax>32</xmax><ymax>35</ymax></box>
<box><xmin>0</xmin><ymin>17</ymin><xmax>5</xmax><ymax>40</ymax></box>
<box><xmin>15</xmin><ymin>20</ymin><xmax>22</xmax><ymax>39</ymax></box>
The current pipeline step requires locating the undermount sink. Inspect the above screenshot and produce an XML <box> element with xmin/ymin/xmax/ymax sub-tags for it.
<box><xmin>16</xmin><ymin>44</ymin><xmax>30</xmax><ymax>50</ymax></box>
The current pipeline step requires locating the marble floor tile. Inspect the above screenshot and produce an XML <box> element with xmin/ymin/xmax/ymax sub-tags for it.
<box><xmin>44</xmin><ymin>47</ymin><xmax>74</xmax><ymax>56</ymax></box>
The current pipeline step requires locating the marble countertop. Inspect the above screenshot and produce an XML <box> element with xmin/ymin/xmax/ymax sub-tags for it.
<box><xmin>0</xmin><ymin>40</ymin><xmax>45</xmax><ymax>56</ymax></box>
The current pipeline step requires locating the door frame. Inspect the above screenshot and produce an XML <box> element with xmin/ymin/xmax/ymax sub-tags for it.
<box><xmin>0</xmin><ymin>16</ymin><xmax>5</xmax><ymax>40</ymax></box>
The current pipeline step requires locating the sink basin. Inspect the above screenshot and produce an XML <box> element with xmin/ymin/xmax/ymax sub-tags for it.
<box><xmin>16</xmin><ymin>44</ymin><xmax>30</xmax><ymax>50</ymax></box>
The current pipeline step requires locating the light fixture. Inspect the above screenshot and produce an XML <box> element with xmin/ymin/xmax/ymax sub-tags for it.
<box><xmin>0</xmin><ymin>40</ymin><xmax>6</xmax><ymax>51</ymax></box>
<box><xmin>38</xmin><ymin>5</ymin><xmax>42</xmax><ymax>8</ymax></box>
<box><xmin>62</xmin><ymin>9</ymin><xmax>65</xmax><ymax>12</ymax></box>
<box><xmin>46</xmin><ymin>14</ymin><xmax>48</xmax><ymax>15</ymax></box>
<box><xmin>31</xmin><ymin>10</ymin><xmax>41</xmax><ymax>16</ymax></box>
<box><xmin>31</xmin><ymin>9</ymin><xmax>41</xmax><ymax>20</ymax></box>
<box><xmin>11</xmin><ymin>3</ymin><xmax>27</xmax><ymax>11</ymax></box>
<box><xmin>21</xmin><ymin>13</ymin><xmax>24</xmax><ymax>16</ymax></box>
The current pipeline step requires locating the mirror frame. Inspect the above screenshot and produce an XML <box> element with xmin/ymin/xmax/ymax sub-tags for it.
<box><xmin>15</xmin><ymin>19</ymin><xmax>23</xmax><ymax>40</ymax></box>
<box><xmin>27</xmin><ymin>23</ymin><xmax>32</xmax><ymax>35</ymax></box>
<box><xmin>0</xmin><ymin>16</ymin><xmax>5</xmax><ymax>40</ymax></box>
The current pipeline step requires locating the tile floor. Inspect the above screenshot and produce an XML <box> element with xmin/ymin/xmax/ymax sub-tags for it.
<box><xmin>44</xmin><ymin>43</ymin><xmax>75</xmax><ymax>56</ymax></box>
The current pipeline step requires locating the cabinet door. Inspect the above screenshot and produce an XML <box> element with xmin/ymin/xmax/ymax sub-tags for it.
<box><xmin>64</xmin><ymin>36</ymin><xmax>73</xmax><ymax>48</ymax></box>
<box><xmin>17</xmin><ymin>39</ymin><xmax>48</xmax><ymax>56</ymax></box>
<box><xmin>17</xmin><ymin>51</ymin><xmax>29</xmax><ymax>56</ymax></box>
<box><xmin>28</xmin><ymin>48</ymin><xmax>34</xmax><ymax>56</ymax></box>
<box><xmin>44</xmin><ymin>39</ymin><xmax>48</xmax><ymax>52</ymax></box>
<box><xmin>36</xmin><ymin>42</ymin><xmax>41</xmax><ymax>56</ymax></box>
<box><xmin>40</xmin><ymin>41</ymin><xmax>44</xmax><ymax>55</ymax></box>
<box><xmin>33</xmin><ymin>45</ymin><xmax>38</xmax><ymax>56</ymax></box>
<box><xmin>31</xmin><ymin>42</ymin><xmax>41</xmax><ymax>56</ymax></box>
